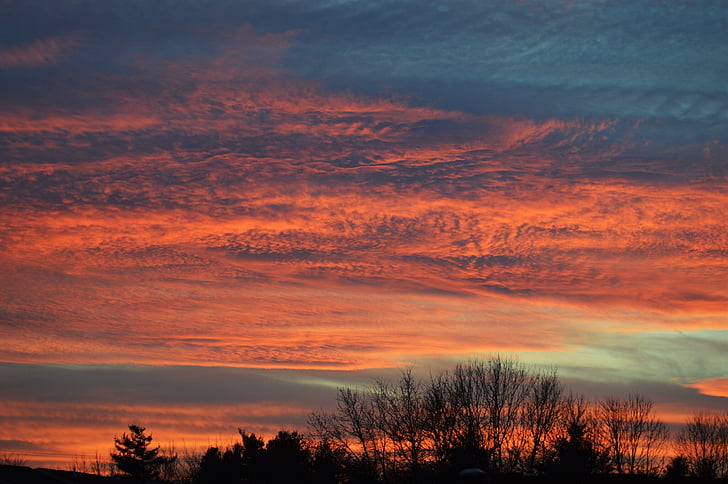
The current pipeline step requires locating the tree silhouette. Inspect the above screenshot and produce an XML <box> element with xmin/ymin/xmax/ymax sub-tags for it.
<box><xmin>309</xmin><ymin>438</ymin><xmax>345</xmax><ymax>484</ymax></box>
<box><xmin>89</xmin><ymin>358</ymin><xmax>728</xmax><ymax>483</ymax></box>
<box><xmin>264</xmin><ymin>430</ymin><xmax>311</xmax><ymax>483</ymax></box>
<box><xmin>196</xmin><ymin>430</ymin><xmax>319</xmax><ymax>484</ymax></box>
<box><xmin>309</xmin><ymin>387</ymin><xmax>387</xmax><ymax>482</ymax></box>
<box><xmin>194</xmin><ymin>440</ymin><xmax>253</xmax><ymax>484</ymax></box>
<box><xmin>196</xmin><ymin>447</ymin><xmax>230</xmax><ymax>484</ymax></box>
<box><xmin>597</xmin><ymin>394</ymin><xmax>667</xmax><ymax>475</ymax></box>
<box><xmin>111</xmin><ymin>424</ymin><xmax>175</xmax><ymax>481</ymax></box>
<box><xmin>551</xmin><ymin>420</ymin><xmax>610</xmax><ymax>478</ymax></box>
<box><xmin>664</xmin><ymin>455</ymin><xmax>690</xmax><ymax>479</ymax></box>
<box><xmin>238</xmin><ymin>430</ymin><xmax>266</xmax><ymax>483</ymax></box>
<box><xmin>676</xmin><ymin>412</ymin><xmax>728</xmax><ymax>479</ymax></box>
<box><xmin>372</xmin><ymin>368</ymin><xmax>428</xmax><ymax>481</ymax></box>
<box><xmin>521</xmin><ymin>369</ymin><xmax>563</xmax><ymax>473</ymax></box>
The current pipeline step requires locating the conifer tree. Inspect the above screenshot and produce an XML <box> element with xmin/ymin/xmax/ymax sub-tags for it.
<box><xmin>111</xmin><ymin>424</ymin><xmax>175</xmax><ymax>481</ymax></box>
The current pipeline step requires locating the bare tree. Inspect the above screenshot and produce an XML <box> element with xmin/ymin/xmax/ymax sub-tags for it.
<box><xmin>639</xmin><ymin>416</ymin><xmax>669</xmax><ymax>475</ymax></box>
<box><xmin>597</xmin><ymin>394</ymin><xmax>667</xmax><ymax>475</ymax></box>
<box><xmin>69</xmin><ymin>452</ymin><xmax>110</xmax><ymax>476</ymax></box>
<box><xmin>158</xmin><ymin>443</ymin><xmax>182</xmax><ymax>482</ymax></box>
<box><xmin>676</xmin><ymin>412</ymin><xmax>728</xmax><ymax>478</ymax></box>
<box><xmin>480</xmin><ymin>356</ymin><xmax>531</xmax><ymax>472</ymax></box>
<box><xmin>372</xmin><ymin>368</ymin><xmax>429</xmax><ymax>480</ymax></box>
<box><xmin>0</xmin><ymin>453</ymin><xmax>27</xmax><ymax>466</ymax></box>
<box><xmin>423</xmin><ymin>371</ymin><xmax>461</xmax><ymax>473</ymax></box>
<box><xmin>305</xmin><ymin>358</ymin><xmax>678</xmax><ymax>481</ymax></box>
<box><xmin>175</xmin><ymin>445</ymin><xmax>203</xmax><ymax>483</ymax></box>
<box><xmin>423</xmin><ymin>357</ymin><xmax>533</xmax><ymax>472</ymax></box>
<box><xmin>521</xmin><ymin>369</ymin><xmax>564</xmax><ymax>472</ymax></box>
<box><xmin>450</xmin><ymin>360</ymin><xmax>490</xmax><ymax>463</ymax></box>
<box><xmin>598</xmin><ymin>397</ymin><xmax>628</xmax><ymax>474</ymax></box>
<box><xmin>309</xmin><ymin>387</ymin><xmax>389</xmax><ymax>482</ymax></box>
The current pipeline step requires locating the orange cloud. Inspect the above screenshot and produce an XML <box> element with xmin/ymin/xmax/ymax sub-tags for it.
<box><xmin>0</xmin><ymin>34</ymin><xmax>81</xmax><ymax>68</ymax></box>
<box><xmin>0</xmin><ymin>111</ymin><xmax>160</xmax><ymax>133</ymax></box>
<box><xmin>685</xmin><ymin>378</ymin><xmax>728</xmax><ymax>398</ymax></box>
<box><xmin>1</xmin><ymin>24</ymin><xmax>727</xmax><ymax>389</ymax></box>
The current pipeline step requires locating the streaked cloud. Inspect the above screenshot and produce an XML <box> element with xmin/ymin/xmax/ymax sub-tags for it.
<box><xmin>0</xmin><ymin>34</ymin><xmax>81</xmax><ymax>68</ymax></box>
<box><xmin>687</xmin><ymin>377</ymin><xmax>728</xmax><ymax>399</ymax></box>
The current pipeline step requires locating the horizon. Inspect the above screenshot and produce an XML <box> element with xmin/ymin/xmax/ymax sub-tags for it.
<box><xmin>1</xmin><ymin>0</ymin><xmax>727</xmax><ymax>470</ymax></box>
<box><xmin>1</xmin><ymin>358</ymin><xmax>724</xmax><ymax>470</ymax></box>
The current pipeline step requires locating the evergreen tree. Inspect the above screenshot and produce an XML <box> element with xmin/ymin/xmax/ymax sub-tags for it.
<box><xmin>239</xmin><ymin>430</ymin><xmax>266</xmax><ymax>483</ymax></box>
<box><xmin>551</xmin><ymin>421</ymin><xmax>611</xmax><ymax>478</ymax></box>
<box><xmin>265</xmin><ymin>430</ymin><xmax>311</xmax><ymax>483</ymax></box>
<box><xmin>111</xmin><ymin>424</ymin><xmax>175</xmax><ymax>481</ymax></box>
<box><xmin>664</xmin><ymin>455</ymin><xmax>690</xmax><ymax>479</ymax></box>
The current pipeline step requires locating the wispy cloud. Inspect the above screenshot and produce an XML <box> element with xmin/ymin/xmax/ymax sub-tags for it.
<box><xmin>0</xmin><ymin>34</ymin><xmax>81</xmax><ymax>68</ymax></box>
<box><xmin>2</xmin><ymin>27</ymin><xmax>727</xmax><ymax>374</ymax></box>
<box><xmin>687</xmin><ymin>377</ymin><xmax>728</xmax><ymax>398</ymax></box>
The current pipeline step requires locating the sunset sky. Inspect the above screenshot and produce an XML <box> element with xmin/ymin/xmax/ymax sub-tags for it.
<box><xmin>1</xmin><ymin>0</ymin><xmax>728</xmax><ymax>468</ymax></box>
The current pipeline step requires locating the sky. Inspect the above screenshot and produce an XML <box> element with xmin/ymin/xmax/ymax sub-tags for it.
<box><xmin>1</xmin><ymin>0</ymin><xmax>728</xmax><ymax>468</ymax></box>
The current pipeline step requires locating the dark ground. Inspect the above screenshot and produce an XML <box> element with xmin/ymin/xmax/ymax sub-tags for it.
<box><xmin>2</xmin><ymin>465</ymin><xmax>728</xmax><ymax>484</ymax></box>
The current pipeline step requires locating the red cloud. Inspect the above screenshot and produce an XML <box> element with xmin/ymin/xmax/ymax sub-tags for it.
<box><xmin>686</xmin><ymin>378</ymin><xmax>728</xmax><ymax>398</ymax></box>
<box><xmin>1</xmin><ymin>25</ymin><xmax>727</xmax><ymax>375</ymax></box>
<box><xmin>0</xmin><ymin>34</ymin><xmax>81</xmax><ymax>68</ymax></box>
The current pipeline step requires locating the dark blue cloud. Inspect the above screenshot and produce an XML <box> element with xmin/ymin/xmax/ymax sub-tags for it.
<box><xmin>5</xmin><ymin>0</ymin><xmax>727</xmax><ymax>115</ymax></box>
<box><xmin>273</xmin><ymin>0</ymin><xmax>728</xmax><ymax>121</ymax></box>
<box><xmin>3</xmin><ymin>0</ymin><xmax>725</xmax><ymax>162</ymax></box>
<box><xmin>0</xmin><ymin>363</ymin><xmax>340</xmax><ymax>406</ymax></box>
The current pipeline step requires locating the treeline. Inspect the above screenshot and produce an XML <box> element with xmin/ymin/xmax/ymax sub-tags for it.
<box><xmin>83</xmin><ymin>357</ymin><xmax>728</xmax><ymax>483</ymax></box>
<box><xmin>305</xmin><ymin>358</ymin><xmax>727</xmax><ymax>482</ymax></box>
